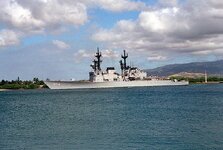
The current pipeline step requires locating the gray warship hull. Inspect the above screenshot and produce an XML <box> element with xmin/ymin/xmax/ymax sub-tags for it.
<box><xmin>44</xmin><ymin>80</ymin><xmax>189</xmax><ymax>89</ymax></box>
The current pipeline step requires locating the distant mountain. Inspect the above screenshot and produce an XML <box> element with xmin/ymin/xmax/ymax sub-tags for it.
<box><xmin>145</xmin><ymin>60</ymin><xmax>223</xmax><ymax>77</ymax></box>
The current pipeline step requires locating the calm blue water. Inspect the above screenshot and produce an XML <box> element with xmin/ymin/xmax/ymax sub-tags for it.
<box><xmin>0</xmin><ymin>84</ymin><xmax>223</xmax><ymax>150</ymax></box>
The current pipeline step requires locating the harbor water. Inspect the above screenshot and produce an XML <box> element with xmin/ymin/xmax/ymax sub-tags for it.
<box><xmin>0</xmin><ymin>84</ymin><xmax>223</xmax><ymax>149</ymax></box>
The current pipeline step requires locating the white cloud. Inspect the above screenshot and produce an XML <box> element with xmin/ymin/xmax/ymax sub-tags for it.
<box><xmin>158</xmin><ymin>0</ymin><xmax>178</xmax><ymax>7</ymax></box>
<box><xmin>139</xmin><ymin>7</ymin><xmax>181</xmax><ymax>33</ymax></box>
<box><xmin>0</xmin><ymin>0</ymin><xmax>88</xmax><ymax>33</ymax></box>
<box><xmin>75</xmin><ymin>49</ymin><xmax>92</xmax><ymax>58</ymax></box>
<box><xmin>0</xmin><ymin>29</ymin><xmax>20</xmax><ymax>47</ymax></box>
<box><xmin>92</xmin><ymin>0</ymin><xmax>223</xmax><ymax>59</ymax></box>
<box><xmin>0</xmin><ymin>0</ymin><xmax>146</xmax><ymax>34</ymax></box>
<box><xmin>147</xmin><ymin>55</ymin><xmax>167</xmax><ymax>61</ymax></box>
<box><xmin>0</xmin><ymin>0</ymin><xmax>44</xmax><ymax>33</ymax></box>
<box><xmin>0</xmin><ymin>0</ymin><xmax>148</xmax><ymax>48</ymax></box>
<box><xmin>52</xmin><ymin>40</ymin><xmax>70</xmax><ymax>49</ymax></box>
<box><xmin>73</xmin><ymin>49</ymin><xmax>92</xmax><ymax>63</ymax></box>
<box><xmin>102</xmin><ymin>49</ymin><xmax>119</xmax><ymax>58</ymax></box>
<box><xmin>73</xmin><ymin>49</ymin><xmax>119</xmax><ymax>63</ymax></box>
<box><xmin>93</xmin><ymin>0</ymin><xmax>146</xmax><ymax>12</ymax></box>
<box><xmin>139</xmin><ymin>11</ymin><xmax>166</xmax><ymax>32</ymax></box>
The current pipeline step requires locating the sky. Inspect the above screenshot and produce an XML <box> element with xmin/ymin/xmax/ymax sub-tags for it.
<box><xmin>0</xmin><ymin>0</ymin><xmax>223</xmax><ymax>80</ymax></box>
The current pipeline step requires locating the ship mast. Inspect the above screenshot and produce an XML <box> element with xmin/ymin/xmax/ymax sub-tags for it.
<box><xmin>90</xmin><ymin>47</ymin><xmax>102</xmax><ymax>74</ymax></box>
<box><xmin>95</xmin><ymin>47</ymin><xmax>102</xmax><ymax>71</ymax></box>
<box><xmin>90</xmin><ymin>59</ymin><xmax>97</xmax><ymax>72</ymax></box>
<box><xmin>120</xmin><ymin>50</ymin><xmax>129</xmax><ymax>80</ymax></box>
<box><xmin>121</xmin><ymin>50</ymin><xmax>128</xmax><ymax>70</ymax></box>
<box><xmin>119</xmin><ymin>60</ymin><xmax>124</xmax><ymax>75</ymax></box>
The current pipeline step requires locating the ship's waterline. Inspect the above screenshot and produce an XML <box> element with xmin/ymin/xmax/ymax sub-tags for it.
<box><xmin>45</xmin><ymin>80</ymin><xmax>189</xmax><ymax>89</ymax></box>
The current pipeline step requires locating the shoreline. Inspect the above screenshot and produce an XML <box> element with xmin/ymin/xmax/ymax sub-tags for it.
<box><xmin>0</xmin><ymin>89</ymin><xmax>11</xmax><ymax>91</ymax></box>
<box><xmin>191</xmin><ymin>81</ymin><xmax>223</xmax><ymax>84</ymax></box>
<box><xmin>0</xmin><ymin>82</ymin><xmax>222</xmax><ymax>91</ymax></box>
<box><xmin>0</xmin><ymin>87</ymin><xmax>47</xmax><ymax>91</ymax></box>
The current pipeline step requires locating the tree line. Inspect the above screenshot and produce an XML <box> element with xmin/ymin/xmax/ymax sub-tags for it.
<box><xmin>170</xmin><ymin>76</ymin><xmax>223</xmax><ymax>83</ymax></box>
<box><xmin>0</xmin><ymin>77</ymin><xmax>48</xmax><ymax>89</ymax></box>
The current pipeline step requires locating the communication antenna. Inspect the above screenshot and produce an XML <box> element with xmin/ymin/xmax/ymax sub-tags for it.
<box><xmin>205</xmin><ymin>70</ymin><xmax>208</xmax><ymax>83</ymax></box>
<box><xmin>95</xmin><ymin>47</ymin><xmax>102</xmax><ymax>71</ymax></box>
<box><xmin>121</xmin><ymin>50</ymin><xmax>128</xmax><ymax>70</ymax></box>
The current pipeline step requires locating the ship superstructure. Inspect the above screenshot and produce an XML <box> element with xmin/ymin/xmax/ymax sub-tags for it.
<box><xmin>89</xmin><ymin>48</ymin><xmax>147</xmax><ymax>82</ymax></box>
<box><xmin>45</xmin><ymin>48</ymin><xmax>189</xmax><ymax>89</ymax></box>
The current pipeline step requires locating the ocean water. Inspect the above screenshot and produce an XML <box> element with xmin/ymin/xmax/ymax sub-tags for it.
<box><xmin>0</xmin><ymin>84</ymin><xmax>223</xmax><ymax>150</ymax></box>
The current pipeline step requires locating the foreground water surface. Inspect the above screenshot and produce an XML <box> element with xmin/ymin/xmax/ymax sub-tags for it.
<box><xmin>0</xmin><ymin>84</ymin><xmax>223</xmax><ymax>149</ymax></box>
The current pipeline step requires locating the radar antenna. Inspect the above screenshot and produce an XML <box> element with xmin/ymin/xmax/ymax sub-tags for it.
<box><xmin>95</xmin><ymin>47</ymin><xmax>102</xmax><ymax>71</ymax></box>
<box><xmin>121</xmin><ymin>50</ymin><xmax>128</xmax><ymax>70</ymax></box>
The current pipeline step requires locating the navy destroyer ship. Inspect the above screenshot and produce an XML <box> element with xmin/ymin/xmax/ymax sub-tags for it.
<box><xmin>45</xmin><ymin>48</ymin><xmax>189</xmax><ymax>89</ymax></box>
